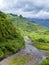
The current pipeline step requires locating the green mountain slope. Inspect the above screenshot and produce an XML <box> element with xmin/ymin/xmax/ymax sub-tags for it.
<box><xmin>7</xmin><ymin>14</ymin><xmax>49</xmax><ymax>51</ymax></box>
<box><xmin>0</xmin><ymin>12</ymin><xmax>17</xmax><ymax>41</ymax></box>
<box><xmin>7</xmin><ymin>14</ymin><xmax>48</xmax><ymax>35</ymax></box>
<box><xmin>0</xmin><ymin>12</ymin><xmax>24</xmax><ymax>60</ymax></box>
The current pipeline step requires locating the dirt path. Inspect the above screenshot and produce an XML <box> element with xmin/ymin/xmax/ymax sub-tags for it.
<box><xmin>0</xmin><ymin>36</ymin><xmax>46</xmax><ymax>65</ymax></box>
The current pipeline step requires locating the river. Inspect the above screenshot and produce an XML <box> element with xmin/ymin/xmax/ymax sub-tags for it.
<box><xmin>24</xmin><ymin>36</ymin><xmax>46</xmax><ymax>63</ymax></box>
<box><xmin>0</xmin><ymin>36</ymin><xmax>46</xmax><ymax>65</ymax></box>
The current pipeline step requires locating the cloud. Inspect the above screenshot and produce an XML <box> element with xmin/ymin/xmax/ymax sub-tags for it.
<box><xmin>30</xmin><ymin>10</ymin><xmax>49</xmax><ymax>19</ymax></box>
<box><xmin>0</xmin><ymin>0</ymin><xmax>49</xmax><ymax>19</ymax></box>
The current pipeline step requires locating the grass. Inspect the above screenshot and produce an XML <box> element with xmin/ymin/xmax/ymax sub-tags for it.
<box><xmin>29</xmin><ymin>32</ymin><xmax>49</xmax><ymax>64</ymax></box>
<box><xmin>0</xmin><ymin>12</ymin><xmax>49</xmax><ymax>65</ymax></box>
<box><xmin>7</xmin><ymin>13</ymin><xmax>49</xmax><ymax>65</ymax></box>
<box><xmin>0</xmin><ymin>39</ymin><xmax>25</xmax><ymax>60</ymax></box>
<box><xmin>7</xmin><ymin>14</ymin><xmax>48</xmax><ymax>36</ymax></box>
<box><xmin>37</xmin><ymin>57</ymin><xmax>49</xmax><ymax>65</ymax></box>
<box><xmin>29</xmin><ymin>32</ymin><xmax>49</xmax><ymax>50</ymax></box>
<box><xmin>33</xmin><ymin>43</ymin><xmax>49</xmax><ymax>50</ymax></box>
<box><xmin>9</xmin><ymin>55</ymin><xmax>29</xmax><ymax>65</ymax></box>
<box><xmin>29</xmin><ymin>32</ymin><xmax>49</xmax><ymax>65</ymax></box>
<box><xmin>0</xmin><ymin>11</ymin><xmax>25</xmax><ymax>60</ymax></box>
<box><xmin>29</xmin><ymin>32</ymin><xmax>49</xmax><ymax>43</ymax></box>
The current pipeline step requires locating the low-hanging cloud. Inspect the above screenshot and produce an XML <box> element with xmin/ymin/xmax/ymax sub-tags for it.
<box><xmin>0</xmin><ymin>0</ymin><xmax>49</xmax><ymax>19</ymax></box>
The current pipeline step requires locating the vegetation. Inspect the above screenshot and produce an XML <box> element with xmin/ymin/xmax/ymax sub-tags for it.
<box><xmin>9</xmin><ymin>55</ymin><xmax>30</xmax><ymax>65</ymax></box>
<box><xmin>29</xmin><ymin>32</ymin><xmax>49</xmax><ymax>50</ymax></box>
<box><xmin>7</xmin><ymin>14</ymin><xmax>47</xmax><ymax>35</ymax></box>
<box><xmin>0</xmin><ymin>12</ymin><xmax>25</xmax><ymax>60</ymax></box>
<box><xmin>7</xmin><ymin>14</ymin><xmax>49</xmax><ymax>64</ymax></box>
<box><xmin>8</xmin><ymin>14</ymin><xmax>49</xmax><ymax>51</ymax></box>
<box><xmin>33</xmin><ymin>43</ymin><xmax>49</xmax><ymax>50</ymax></box>
<box><xmin>37</xmin><ymin>57</ymin><xmax>49</xmax><ymax>65</ymax></box>
<box><xmin>0</xmin><ymin>12</ymin><xmax>49</xmax><ymax>65</ymax></box>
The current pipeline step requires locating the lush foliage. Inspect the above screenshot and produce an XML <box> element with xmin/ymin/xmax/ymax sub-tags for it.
<box><xmin>9</xmin><ymin>55</ymin><xmax>29</xmax><ymax>65</ymax></box>
<box><xmin>8</xmin><ymin>14</ymin><xmax>47</xmax><ymax>36</ymax></box>
<box><xmin>7</xmin><ymin>14</ymin><xmax>49</xmax><ymax>65</ymax></box>
<box><xmin>29</xmin><ymin>32</ymin><xmax>49</xmax><ymax>50</ymax></box>
<box><xmin>8</xmin><ymin>14</ymin><xmax>49</xmax><ymax>51</ymax></box>
<box><xmin>0</xmin><ymin>12</ymin><xmax>17</xmax><ymax>41</ymax></box>
<box><xmin>0</xmin><ymin>12</ymin><xmax>25</xmax><ymax>60</ymax></box>
<box><xmin>38</xmin><ymin>57</ymin><xmax>49</xmax><ymax>65</ymax></box>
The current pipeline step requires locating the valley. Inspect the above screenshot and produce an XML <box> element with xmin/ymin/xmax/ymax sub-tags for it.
<box><xmin>27</xmin><ymin>18</ymin><xmax>49</xmax><ymax>28</ymax></box>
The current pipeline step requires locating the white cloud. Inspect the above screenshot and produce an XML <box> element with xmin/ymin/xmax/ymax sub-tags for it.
<box><xmin>0</xmin><ymin>0</ymin><xmax>49</xmax><ymax>19</ymax></box>
<box><xmin>30</xmin><ymin>10</ymin><xmax>49</xmax><ymax>19</ymax></box>
<box><xmin>0</xmin><ymin>0</ymin><xmax>5</xmax><ymax>9</ymax></box>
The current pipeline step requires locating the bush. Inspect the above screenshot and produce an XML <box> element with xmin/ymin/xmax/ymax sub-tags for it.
<box><xmin>38</xmin><ymin>57</ymin><xmax>49</xmax><ymax>65</ymax></box>
<box><xmin>0</xmin><ymin>12</ymin><xmax>25</xmax><ymax>60</ymax></box>
<box><xmin>37</xmin><ymin>38</ymin><xmax>46</xmax><ymax>43</ymax></box>
<box><xmin>0</xmin><ymin>49</ymin><xmax>4</xmax><ymax>60</ymax></box>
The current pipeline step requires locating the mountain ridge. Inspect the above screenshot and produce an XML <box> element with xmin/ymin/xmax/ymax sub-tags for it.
<box><xmin>27</xmin><ymin>18</ymin><xmax>49</xmax><ymax>28</ymax></box>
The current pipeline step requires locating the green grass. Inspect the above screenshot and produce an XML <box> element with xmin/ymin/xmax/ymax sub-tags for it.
<box><xmin>8</xmin><ymin>13</ymin><xmax>49</xmax><ymax>50</ymax></box>
<box><xmin>0</xmin><ymin>39</ymin><xmax>25</xmax><ymax>60</ymax></box>
<box><xmin>29</xmin><ymin>32</ymin><xmax>49</xmax><ymax>43</ymax></box>
<box><xmin>37</xmin><ymin>57</ymin><xmax>49</xmax><ymax>65</ymax></box>
<box><xmin>33</xmin><ymin>43</ymin><xmax>49</xmax><ymax>50</ymax></box>
<box><xmin>7</xmin><ymin>14</ymin><xmax>48</xmax><ymax>36</ymax></box>
<box><xmin>6</xmin><ymin>13</ymin><xmax>49</xmax><ymax>65</ymax></box>
<box><xmin>9</xmin><ymin>55</ymin><xmax>29</xmax><ymax>65</ymax></box>
<box><xmin>0</xmin><ymin>12</ymin><xmax>25</xmax><ymax>60</ymax></box>
<box><xmin>0</xmin><ymin>11</ymin><xmax>17</xmax><ymax>41</ymax></box>
<box><xmin>29</xmin><ymin>32</ymin><xmax>49</xmax><ymax>50</ymax></box>
<box><xmin>7</xmin><ymin>14</ymin><xmax>49</xmax><ymax>51</ymax></box>
<box><xmin>29</xmin><ymin>31</ymin><xmax>49</xmax><ymax>65</ymax></box>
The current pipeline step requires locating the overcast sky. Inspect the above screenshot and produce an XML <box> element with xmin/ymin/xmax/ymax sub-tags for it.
<box><xmin>0</xmin><ymin>0</ymin><xmax>49</xmax><ymax>19</ymax></box>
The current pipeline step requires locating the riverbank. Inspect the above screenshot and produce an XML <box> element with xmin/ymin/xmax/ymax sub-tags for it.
<box><xmin>0</xmin><ymin>36</ymin><xmax>46</xmax><ymax>65</ymax></box>
<box><xmin>0</xmin><ymin>49</ymin><xmax>42</xmax><ymax>65</ymax></box>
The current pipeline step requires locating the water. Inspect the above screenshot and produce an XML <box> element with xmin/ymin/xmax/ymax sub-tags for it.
<box><xmin>0</xmin><ymin>36</ymin><xmax>46</xmax><ymax>65</ymax></box>
<box><xmin>24</xmin><ymin>36</ymin><xmax>46</xmax><ymax>63</ymax></box>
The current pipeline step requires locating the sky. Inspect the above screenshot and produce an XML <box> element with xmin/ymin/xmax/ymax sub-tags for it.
<box><xmin>0</xmin><ymin>0</ymin><xmax>49</xmax><ymax>19</ymax></box>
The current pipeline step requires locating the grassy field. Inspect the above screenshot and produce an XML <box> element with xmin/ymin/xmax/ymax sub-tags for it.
<box><xmin>8</xmin><ymin>55</ymin><xmax>30</xmax><ymax>65</ymax></box>
<box><xmin>33</xmin><ymin>43</ymin><xmax>49</xmax><ymax>50</ymax></box>
<box><xmin>29</xmin><ymin>32</ymin><xmax>49</xmax><ymax>50</ymax></box>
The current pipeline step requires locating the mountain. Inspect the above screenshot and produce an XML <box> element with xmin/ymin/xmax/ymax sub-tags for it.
<box><xmin>0</xmin><ymin>12</ymin><xmax>24</xmax><ymax>60</ymax></box>
<box><xmin>0</xmin><ymin>13</ymin><xmax>49</xmax><ymax>65</ymax></box>
<box><xmin>0</xmin><ymin>12</ymin><xmax>49</xmax><ymax>61</ymax></box>
<box><xmin>27</xmin><ymin>18</ymin><xmax>49</xmax><ymax>28</ymax></box>
<box><xmin>9</xmin><ymin>13</ymin><xmax>18</xmax><ymax>16</ymax></box>
<box><xmin>7</xmin><ymin>14</ymin><xmax>48</xmax><ymax>36</ymax></box>
<box><xmin>7</xmin><ymin>14</ymin><xmax>49</xmax><ymax>50</ymax></box>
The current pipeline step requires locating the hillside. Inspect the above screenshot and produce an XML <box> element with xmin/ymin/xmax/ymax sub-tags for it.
<box><xmin>7</xmin><ymin>14</ymin><xmax>48</xmax><ymax>35</ymax></box>
<box><xmin>0</xmin><ymin>12</ymin><xmax>17</xmax><ymax>41</ymax></box>
<box><xmin>0</xmin><ymin>13</ymin><xmax>49</xmax><ymax>65</ymax></box>
<box><xmin>7</xmin><ymin>14</ymin><xmax>49</xmax><ymax>50</ymax></box>
<box><xmin>0</xmin><ymin>12</ymin><xmax>24</xmax><ymax>60</ymax></box>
